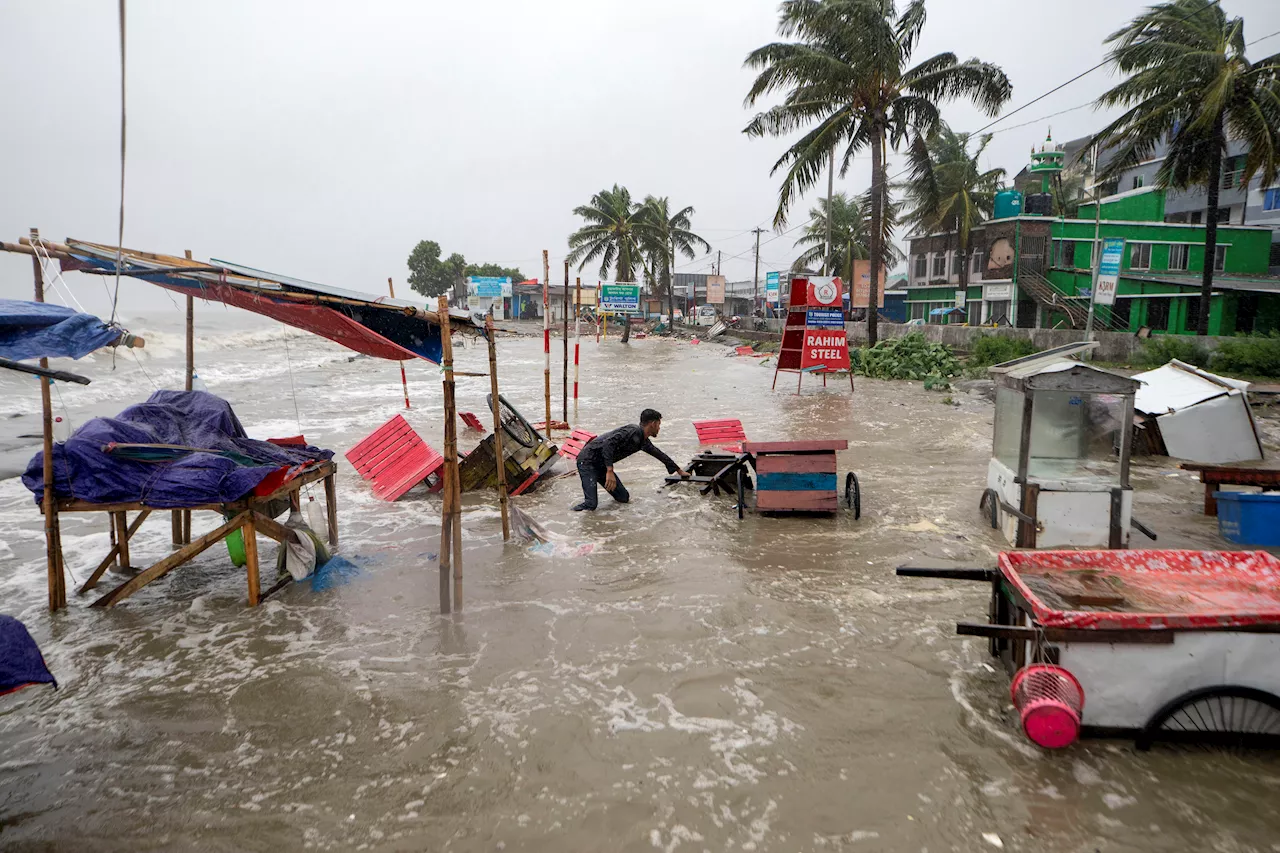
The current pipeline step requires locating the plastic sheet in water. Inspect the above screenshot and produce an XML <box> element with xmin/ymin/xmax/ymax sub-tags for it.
<box><xmin>510</xmin><ymin>504</ymin><xmax>597</xmax><ymax>558</ymax></box>
<box><xmin>309</xmin><ymin>556</ymin><xmax>363</xmax><ymax>591</ymax></box>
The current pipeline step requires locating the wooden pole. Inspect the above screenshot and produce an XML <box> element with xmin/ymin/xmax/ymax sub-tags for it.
<box><xmin>562</xmin><ymin>261</ymin><xmax>569</xmax><ymax>426</ymax></box>
<box><xmin>486</xmin><ymin>316</ymin><xmax>510</xmax><ymax>541</ymax></box>
<box><xmin>573</xmin><ymin>278</ymin><xmax>582</xmax><ymax>424</ymax></box>
<box><xmin>542</xmin><ymin>250</ymin><xmax>551</xmax><ymax>438</ymax></box>
<box><xmin>388</xmin><ymin>277</ymin><xmax>411</xmax><ymax>408</ymax></box>
<box><xmin>243</xmin><ymin>513</ymin><xmax>261</xmax><ymax>606</ymax></box>
<box><xmin>184</xmin><ymin>249</ymin><xmax>195</xmax><ymax>390</ymax></box>
<box><xmin>32</xmin><ymin>228</ymin><xmax>65</xmax><ymax>612</ymax></box>
<box><xmin>437</xmin><ymin>295</ymin><xmax>459</xmax><ymax>613</ymax></box>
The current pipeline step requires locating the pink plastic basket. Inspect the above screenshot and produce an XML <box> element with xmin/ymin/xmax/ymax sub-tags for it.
<box><xmin>1010</xmin><ymin>664</ymin><xmax>1085</xmax><ymax>749</ymax></box>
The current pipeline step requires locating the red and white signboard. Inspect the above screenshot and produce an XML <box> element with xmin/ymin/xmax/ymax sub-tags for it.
<box><xmin>800</xmin><ymin>328</ymin><xmax>850</xmax><ymax>372</ymax></box>
<box><xmin>807</xmin><ymin>276</ymin><xmax>842</xmax><ymax>307</ymax></box>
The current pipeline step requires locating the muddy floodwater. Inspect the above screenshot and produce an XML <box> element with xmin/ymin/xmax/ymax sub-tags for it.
<box><xmin>1</xmin><ymin>314</ymin><xmax>1278</xmax><ymax>852</ymax></box>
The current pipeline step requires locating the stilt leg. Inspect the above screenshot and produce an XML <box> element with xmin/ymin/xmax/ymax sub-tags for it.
<box><xmin>114</xmin><ymin>511</ymin><xmax>131</xmax><ymax>570</ymax></box>
<box><xmin>324</xmin><ymin>472</ymin><xmax>338</xmax><ymax>547</ymax></box>
<box><xmin>171</xmin><ymin>510</ymin><xmax>182</xmax><ymax>548</ymax></box>
<box><xmin>244</xmin><ymin>514</ymin><xmax>261</xmax><ymax>607</ymax></box>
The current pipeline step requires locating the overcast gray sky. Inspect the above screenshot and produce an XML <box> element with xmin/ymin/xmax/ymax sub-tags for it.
<box><xmin>2</xmin><ymin>0</ymin><xmax>1278</xmax><ymax>317</ymax></box>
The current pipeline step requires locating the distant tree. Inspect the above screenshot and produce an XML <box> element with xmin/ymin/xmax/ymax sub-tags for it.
<box><xmin>901</xmin><ymin>125</ymin><xmax>1004</xmax><ymax>295</ymax></box>
<box><xmin>406</xmin><ymin>241</ymin><xmax>457</xmax><ymax>298</ymax></box>
<box><xmin>638</xmin><ymin>196</ymin><xmax>712</xmax><ymax>325</ymax></box>
<box><xmin>792</xmin><ymin>191</ymin><xmax>902</xmax><ymax>287</ymax></box>
<box><xmin>567</xmin><ymin>185</ymin><xmax>651</xmax><ymax>341</ymax></box>
<box><xmin>743</xmin><ymin>0</ymin><xmax>1011</xmax><ymax>345</ymax></box>
<box><xmin>1090</xmin><ymin>0</ymin><xmax>1280</xmax><ymax>335</ymax></box>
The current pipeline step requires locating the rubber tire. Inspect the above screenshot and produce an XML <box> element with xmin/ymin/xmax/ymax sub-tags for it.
<box><xmin>980</xmin><ymin>488</ymin><xmax>1000</xmax><ymax>529</ymax></box>
<box><xmin>846</xmin><ymin>472</ymin><xmax>861</xmax><ymax>520</ymax></box>
<box><xmin>1136</xmin><ymin>686</ymin><xmax>1280</xmax><ymax>751</ymax></box>
<box><xmin>736</xmin><ymin>466</ymin><xmax>746</xmax><ymax>520</ymax></box>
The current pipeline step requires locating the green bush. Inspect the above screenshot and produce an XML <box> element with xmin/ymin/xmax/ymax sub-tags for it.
<box><xmin>967</xmin><ymin>334</ymin><xmax>1038</xmax><ymax>369</ymax></box>
<box><xmin>852</xmin><ymin>333</ymin><xmax>961</xmax><ymax>381</ymax></box>
<box><xmin>1211</xmin><ymin>331</ymin><xmax>1280</xmax><ymax>378</ymax></box>
<box><xmin>1136</xmin><ymin>335</ymin><xmax>1212</xmax><ymax>368</ymax></box>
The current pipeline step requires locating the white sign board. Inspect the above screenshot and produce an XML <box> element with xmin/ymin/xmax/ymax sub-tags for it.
<box><xmin>955</xmin><ymin>289</ymin><xmax>966</xmax><ymax>309</ymax></box>
<box><xmin>984</xmin><ymin>283</ymin><xmax>1013</xmax><ymax>300</ymax></box>
<box><xmin>1093</xmin><ymin>238</ymin><xmax>1125</xmax><ymax>307</ymax></box>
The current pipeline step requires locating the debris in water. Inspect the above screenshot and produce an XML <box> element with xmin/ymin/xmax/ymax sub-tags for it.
<box><xmin>982</xmin><ymin>832</ymin><xmax>1003</xmax><ymax>848</ymax></box>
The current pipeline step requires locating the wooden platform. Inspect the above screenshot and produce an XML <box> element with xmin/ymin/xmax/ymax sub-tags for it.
<box><xmin>1180</xmin><ymin>460</ymin><xmax>1280</xmax><ymax>516</ymax></box>
<box><xmin>54</xmin><ymin>461</ymin><xmax>339</xmax><ymax>609</ymax></box>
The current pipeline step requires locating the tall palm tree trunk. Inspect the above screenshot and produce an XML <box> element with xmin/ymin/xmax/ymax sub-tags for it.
<box><xmin>959</xmin><ymin>241</ymin><xmax>971</xmax><ymax>322</ymax></box>
<box><xmin>1198</xmin><ymin>114</ymin><xmax>1224</xmax><ymax>336</ymax></box>
<box><xmin>619</xmin><ymin>243</ymin><xmax>633</xmax><ymax>343</ymax></box>
<box><xmin>667</xmin><ymin>240</ymin><xmax>675</xmax><ymax>329</ymax></box>
<box><xmin>866</xmin><ymin>127</ymin><xmax>885</xmax><ymax>346</ymax></box>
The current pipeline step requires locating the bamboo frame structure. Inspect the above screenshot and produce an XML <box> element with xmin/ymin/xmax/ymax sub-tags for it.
<box><xmin>486</xmin><ymin>316</ymin><xmax>510</xmax><ymax>541</ymax></box>
<box><xmin>437</xmin><ymin>296</ymin><xmax>464</xmax><ymax>613</ymax></box>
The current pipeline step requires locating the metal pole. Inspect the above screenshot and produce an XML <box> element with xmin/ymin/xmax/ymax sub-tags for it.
<box><xmin>752</xmin><ymin>228</ymin><xmax>763</xmax><ymax>314</ymax></box>
<box><xmin>542</xmin><ymin>250</ymin><xmax>550</xmax><ymax>436</ymax></box>
<box><xmin>562</xmin><ymin>261</ymin><xmax>569</xmax><ymax>427</ymax></box>
<box><xmin>32</xmin><ymin>227</ymin><xmax>65</xmax><ymax>611</ymax></box>
<box><xmin>388</xmin><ymin>277</ymin><xmax>411</xmax><ymax>408</ymax></box>
<box><xmin>573</xmin><ymin>278</ymin><xmax>582</xmax><ymax>423</ymax></box>
<box><xmin>485</xmin><ymin>316</ymin><xmax>510</xmax><ymax>541</ymax></box>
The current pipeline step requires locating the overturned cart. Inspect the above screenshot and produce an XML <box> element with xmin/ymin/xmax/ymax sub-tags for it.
<box><xmin>668</xmin><ymin>439</ymin><xmax>860</xmax><ymax>520</ymax></box>
<box><xmin>899</xmin><ymin>550</ymin><xmax>1280</xmax><ymax>750</ymax></box>
<box><xmin>458</xmin><ymin>395</ymin><xmax>559</xmax><ymax>494</ymax></box>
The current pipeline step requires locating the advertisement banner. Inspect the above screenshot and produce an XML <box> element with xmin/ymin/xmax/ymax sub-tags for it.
<box><xmin>765</xmin><ymin>271</ymin><xmax>780</xmax><ymax>304</ymax></box>
<box><xmin>706</xmin><ymin>275</ymin><xmax>726</xmax><ymax>304</ymax></box>
<box><xmin>955</xmin><ymin>289</ymin><xmax>967</xmax><ymax>309</ymax></box>
<box><xmin>467</xmin><ymin>276</ymin><xmax>512</xmax><ymax>298</ymax></box>
<box><xmin>1094</xmin><ymin>237</ymin><xmax>1125</xmax><ymax>306</ymax></box>
<box><xmin>600</xmin><ymin>283</ymin><xmax>641</xmax><ymax>312</ymax></box>
<box><xmin>807</xmin><ymin>275</ymin><xmax>842</xmax><ymax>307</ymax></box>
<box><xmin>805</xmin><ymin>308</ymin><xmax>845</xmax><ymax>329</ymax></box>
<box><xmin>851</xmin><ymin>261</ymin><xmax>886</xmax><ymax>308</ymax></box>
<box><xmin>800</xmin><ymin>327</ymin><xmax>850</xmax><ymax>372</ymax></box>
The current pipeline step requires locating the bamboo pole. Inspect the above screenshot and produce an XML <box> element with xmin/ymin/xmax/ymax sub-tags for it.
<box><xmin>485</xmin><ymin>316</ymin><xmax>510</xmax><ymax>541</ymax></box>
<box><xmin>388</xmin><ymin>277</ymin><xmax>410</xmax><ymax>408</ymax></box>
<box><xmin>184</xmin><ymin>250</ymin><xmax>195</xmax><ymax>390</ymax></box>
<box><xmin>437</xmin><ymin>295</ymin><xmax>459</xmax><ymax>613</ymax></box>
<box><xmin>573</xmin><ymin>278</ymin><xmax>582</xmax><ymax>424</ymax></box>
<box><xmin>542</xmin><ymin>250</ymin><xmax>550</xmax><ymax>438</ymax></box>
<box><xmin>31</xmin><ymin>228</ymin><xmax>65</xmax><ymax>612</ymax></box>
<box><xmin>562</xmin><ymin>261</ymin><xmax>569</xmax><ymax>426</ymax></box>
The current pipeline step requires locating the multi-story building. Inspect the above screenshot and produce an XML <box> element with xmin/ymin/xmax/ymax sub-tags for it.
<box><xmin>905</xmin><ymin>184</ymin><xmax>1278</xmax><ymax>336</ymax></box>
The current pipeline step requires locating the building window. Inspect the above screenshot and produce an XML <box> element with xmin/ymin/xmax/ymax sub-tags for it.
<box><xmin>1190</xmin><ymin>210</ymin><xmax>1203</xmax><ymax>224</ymax></box>
<box><xmin>967</xmin><ymin>301</ymin><xmax>980</xmax><ymax>325</ymax></box>
<box><xmin>1216</xmin><ymin>207</ymin><xmax>1232</xmax><ymax>224</ymax></box>
<box><xmin>952</xmin><ymin>253</ymin><xmax>964</xmax><ymax>276</ymax></box>
<box><xmin>910</xmin><ymin>302</ymin><xmax>925</xmax><ymax>321</ymax></box>
<box><xmin>913</xmin><ymin>254</ymin><xmax>927</xmax><ymax>279</ymax></box>
<box><xmin>987</xmin><ymin>300</ymin><xmax>1011</xmax><ymax>325</ymax></box>
<box><xmin>1132</xmin><ymin>174</ymin><xmax>1145</xmax><ymax>190</ymax></box>
<box><xmin>972</xmin><ymin>252</ymin><xmax>983</xmax><ymax>274</ymax></box>
<box><xmin>1265</xmin><ymin>188</ymin><xmax>1280</xmax><ymax>212</ymax></box>
<box><xmin>932</xmin><ymin>253</ymin><xmax>946</xmax><ymax>277</ymax></box>
<box><xmin>1186</xmin><ymin>296</ymin><xmax>1202</xmax><ymax>333</ymax></box>
<box><xmin>1130</xmin><ymin>243</ymin><xmax>1152</xmax><ymax>270</ymax></box>
<box><xmin>1168</xmin><ymin>244</ymin><xmax>1189</xmax><ymax>271</ymax></box>
<box><xmin>1147</xmin><ymin>298</ymin><xmax>1171</xmax><ymax>331</ymax></box>
<box><xmin>1214</xmin><ymin>245</ymin><xmax>1227</xmax><ymax>272</ymax></box>
<box><xmin>1222</xmin><ymin>155</ymin><xmax>1246</xmax><ymax>189</ymax></box>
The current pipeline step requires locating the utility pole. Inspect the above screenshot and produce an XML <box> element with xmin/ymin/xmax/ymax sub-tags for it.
<box><xmin>716</xmin><ymin>249</ymin><xmax>721</xmax><ymax>277</ymax></box>
<box><xmin>752</xmin><ymin>227</ymin><xmax>764</xmax><ymax>313</ymax></box>
<box><xmin>825</xmin><ymin>143</ymin><xmax>835</xmax><ymax>274</ymax></box>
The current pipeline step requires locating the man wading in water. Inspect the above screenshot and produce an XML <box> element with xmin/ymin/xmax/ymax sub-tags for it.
<box><xmin>571</xmin><ymin>409</ymin><xmax>688</xmax><ymax>511</ymax></box>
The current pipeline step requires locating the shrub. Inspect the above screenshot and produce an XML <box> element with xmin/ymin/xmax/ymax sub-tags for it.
<box><xmin>1136</xmin><ymin>335</ymin><xmax>1212</xmax><ymax>368</ymax></box>
<box><xmin>1211</xmin><ymin>331</ymin><xmax>1280</xmax><ymax>378</ymax></box>
<box><xmin>852</xmin><ymin>333</ymin><xmax>961</xmax><ymax>381</ymax></box>
<box><xmin>967</xmin><ymin>334</ymin><xmax>1038</xmax><ymax>369</ymax></box>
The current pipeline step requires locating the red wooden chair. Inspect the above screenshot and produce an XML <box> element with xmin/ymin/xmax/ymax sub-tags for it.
<box><xmin>345</xmin><ymin>414</ymin><xmax>445</xmax><ymax>501</ymax></box>
<box><xmin>558</xmin><ymin>429</ymin><xmax>597</xmax><ymax>461</ymax></box>
<box><xmin>693</xmin><ymin>419</ymin><xmax>747</xmax><ymax>453</ymax></box>
<box><xmin>459</xmin><ymin>412</ymin><xmax>485</xmax><ymax>431</ymax></box>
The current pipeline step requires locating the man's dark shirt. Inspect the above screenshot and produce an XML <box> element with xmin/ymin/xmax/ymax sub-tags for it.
<box><xmin>579</xmin><ymin>424</ymin><xmax>678</xmax><ymax>474</ymax></box>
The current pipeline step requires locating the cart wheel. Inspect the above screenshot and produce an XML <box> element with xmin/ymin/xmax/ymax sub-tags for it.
<box><xmin>979</xmin><ymin>488</ymin><xmax>999</xmax><ymax>529</ymax></box>
<box><xmin>1136</xmin><ymin>686</ymin><xmax>1280</xmax><ymax>751</ymax></box>
<box><xmin>736</xmin><ymin>466</ymin><xmax>746</xmax><ymax>520</ymax></box>
<box><xmin>845</xmin><ymin>472</ymin><xmax>861</xmax><ymax>520</ymax></box>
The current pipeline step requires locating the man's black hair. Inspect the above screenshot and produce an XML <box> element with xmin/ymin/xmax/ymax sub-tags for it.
<box><xmin>640</xmin><ymin>408</ymin><xmax>662</xmax><ymax>425</ymax></box>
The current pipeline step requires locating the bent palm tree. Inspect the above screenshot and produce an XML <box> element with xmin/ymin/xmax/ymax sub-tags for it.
<box><xmin>568</xmin><ymin>185</ymin><xmax>649</xmax><ymax>341</ymax></box>
<box><xmin>901</xmin><ymin>125</ymin><xmax>1005</xmax><ymax>299</ymax></box>
<box><xmin>744</xmin><ymin>0</ymin><xmax>1011</xmax><ymax>344</ymax></box>
<box><xmin>1091</xmin><ymin>0</ymin><xmax>1280</xmax><ymax>335</ymax></box>
<box><xmin>638</xmin><ymin>196</ymin><xmax>712</xmax><ymax>326</ymax></box>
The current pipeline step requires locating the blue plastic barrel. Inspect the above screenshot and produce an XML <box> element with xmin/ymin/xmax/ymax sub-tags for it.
<box><xmin>1216</xmin><ymin>491</ymin><xmax>1280</xmax><ymax>546</ymax></box>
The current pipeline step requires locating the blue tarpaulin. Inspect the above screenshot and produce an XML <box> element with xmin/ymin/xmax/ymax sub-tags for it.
<box><xmin>22</xmin><ymin>390</ymin><xmax>333</xmax><ymax>508</ymax></box>
<box><xmin>0</xmin><ymin>615</ymin><xmax>56</xmax><ymax>697</ymax></box>
<box><xmin>0</xmin><ymin>299</ymin><xmax>120</xmax><ymax>361</ymax></box>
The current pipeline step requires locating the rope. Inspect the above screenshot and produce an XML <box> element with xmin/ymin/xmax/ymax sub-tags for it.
<box><xmin>110</xmin><ymin>0</ymin><xmax>126</xmax><ymax>327</ymax></box>
<box><xmin>281</xmin><ymin>326</ymin><xmax>303</xmax><ymax>435</ymax></box>
<box><xmin>128</xmin><ymin>346</ymin><xmax>158</xmax><ymax>390</ymax></box>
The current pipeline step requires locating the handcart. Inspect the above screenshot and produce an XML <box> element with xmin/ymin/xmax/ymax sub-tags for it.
<box><xmin>899</xmin><ymin>550</ymin><xmax>1280</xmax><ymax>750</ymax></box>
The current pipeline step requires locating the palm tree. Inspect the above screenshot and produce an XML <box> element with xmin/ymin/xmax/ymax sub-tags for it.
<box><xmin>743</xmin><ymin>0</ymin><xmax>1011</xmax><ymax>345</ymax></box>
<box><xmin>568</xmin><ymin>185</ymin><xmax>649</xmax><ymax>341</ymax></box>
<box><xmin>1090</xmin><ymin>0</ymin><xmax>1280</xmax><ymax>335</ymax></box>
<box><xmin>638</xmin><ymin>196</ymin><xmax>712</xmax><ymax>327</ymax></box>
<box><xmin>791</xmin><ymin>191</ymin><xmax>903</xmax><ymax>290</ymax></box>
<box><xmin>901</xmin><ymin>125</ymin><xmax>1005</xmax><ymax>298</ymax></box>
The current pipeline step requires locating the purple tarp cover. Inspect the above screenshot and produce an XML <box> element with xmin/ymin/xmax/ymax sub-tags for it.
<box><xmin>0</xmin><ymin>615</ymin><xmax>56</xmax><ymax>697</ymax></box>
<box><xmin>22</xmin><ymin>390</ymin><xmax>333</xmax><ymax>508</ymax></box>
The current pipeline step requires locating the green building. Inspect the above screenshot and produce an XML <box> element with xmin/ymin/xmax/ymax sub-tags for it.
<box><xmin>905</xmin><ymin>150</ymin><xmax>1279</xmax><ymax>336</ymax></box>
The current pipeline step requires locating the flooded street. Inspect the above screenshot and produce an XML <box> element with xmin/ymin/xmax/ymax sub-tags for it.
<box><xmin>1</xmin><ymin>318</ymin><xmax>1278</xmax><ymax>852</ymax></box>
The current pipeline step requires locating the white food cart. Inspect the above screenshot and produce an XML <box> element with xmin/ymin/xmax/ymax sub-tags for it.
<box><xmin>980</xmin><ymin>342</ymin><xmax>1155</xmax><ymax>549</ymax></box>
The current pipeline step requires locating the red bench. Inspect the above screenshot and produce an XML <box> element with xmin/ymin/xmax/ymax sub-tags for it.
<box><xmin>345</xmin><ymin>414</ymin><xmax>445</xmax><ymax>501</ymax></box>
<box><xmin>558</xmin><ymin>429</ymin><xmax>597</xmax><ymax>461</ymax></box>
<box><xmin>693</xmin><ymin>419</ymin><xmax>747</xmax><ymax>453</ymax></box>
<box><xmin>460</xmin><ymin>411</ymin><xmax>485</xmax><ymax>431</ymax></box>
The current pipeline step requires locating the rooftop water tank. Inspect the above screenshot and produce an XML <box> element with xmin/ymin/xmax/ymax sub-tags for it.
<box><xmin>994</xmin><ymin>190</ymin><xmax>1023</xmax><ymax>220</ymax></box>
<box><xmin>1025</xmin><ymin>193</ymin><xmax>1054</xmax><ymax>216</ymax></box>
